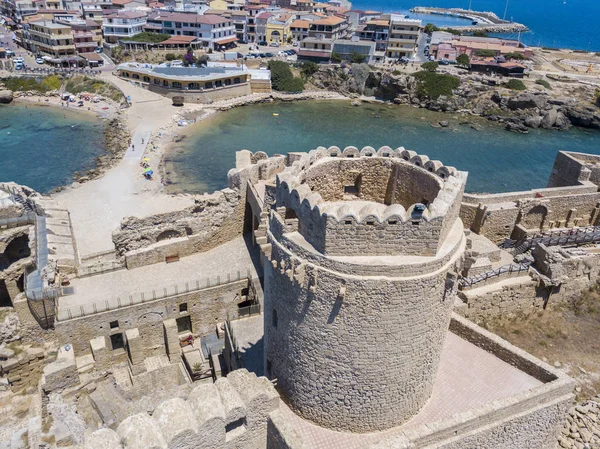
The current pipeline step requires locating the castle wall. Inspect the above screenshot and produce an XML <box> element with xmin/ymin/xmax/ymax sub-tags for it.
<box><xmin>547</xmin><ymin>151</ymin><xmax>600</xmax><ymax>188</ymax></box>
<box><xmin>264</xmin><ymin>221</ymin><xmax>465</xmax><ymax>432</ymax></box>
<box><xmin>55</xmin><ymin>279</ymin><xmax>248</xmax><ymax>355</ymax></box>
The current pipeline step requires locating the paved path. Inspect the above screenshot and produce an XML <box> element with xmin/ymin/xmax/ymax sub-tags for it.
<box><xmin>58</xmin><ymin>237</ymin><xmax>258</xmax><ymax>319</ymax></box>
<box><xmin>55</xmin><ymin>74</ymin><xmax>192</xmax><ymax>256</ymax></box>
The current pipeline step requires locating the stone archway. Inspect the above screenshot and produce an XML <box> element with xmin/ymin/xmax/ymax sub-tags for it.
<box><xmin>520</xmin><ymin>204</ymin><xmax>549</xmax><ymax>231</ymax></box>
<box><xmin>136</xmin><ymin>311</ymin><xmax>166</xmax><ymax>357</ymax></box>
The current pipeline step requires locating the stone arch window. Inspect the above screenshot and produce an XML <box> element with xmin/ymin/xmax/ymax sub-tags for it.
<box><xmin>233</xmin><ymin>77</ymin><xmax>241</xmax><ymax>84</ymax></box>
<box><xmin>272</xmin><ymin>308</ymin><xmax>278</xmax><ymax>328</ymax></box>
<box><xmin>156</xmin><ymin>229</ymin><xmax>181</xmax><ymax>242</ymax></box>
<box><xmin>4</xmin><ymin>235</ymin><xmax>30</xmax><ymax>265</ymax></box>
<box><xmin>172</xmin><ymin>81</ymin><xmax>182</xmax><ymax>89</ymax></box>
<box><xmin>142</xmin><ymin>76</ymin><xmax>150</xmax><ymax>83</ymax></box>
<box><xmin>344</xmin><ymin>174</ymin><xmax>361</xmax><ymax>197</ymax></box>
<box><xmin>205</xmin><ymin>81</ymin><xmax>213</xmax><ymax>88</ymax></box>
<box><xmin>285</xmin><ymin>208</ymin><xmax>297</xmax><ymax>220</ymax></box>
<box><xmin>132</xmin><ymin>73</ymin><xmax>140</xmax><ymax>79</ymax></box>
<box><xmin>225</xmin><ymin>78</ymin><xmax>231</xmax><ymax>86</ymax></box>
<box><xmin>188</xmin><ymin>82</ymin><xmax>200</xmax><ymax>90</ymax></box>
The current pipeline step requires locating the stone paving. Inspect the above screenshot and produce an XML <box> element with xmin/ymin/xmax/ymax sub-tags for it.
<box><xmin>57</xmin><ymin>237</ymin><xmax>258</xmax><ymax>319</ymax></box>
<box><xmin>229</xmin><ymin>315</ymin><xmax>264</xmax><ymax>376</ymax></box>
<box><xmin>275</xmin><ymin>331</ymin><xmax>543</xmax><ymax>449</ymax></box>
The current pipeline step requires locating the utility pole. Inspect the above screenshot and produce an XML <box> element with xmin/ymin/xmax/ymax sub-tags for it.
<box><xmin>503</xmin><ymin>0</ymin><xmax>509</xmax><ymax>21</ymax></box>
<box><xmin>468</xmin><ymin>0</ymin><xmax>472</xmax><ymax>11</ymax></box>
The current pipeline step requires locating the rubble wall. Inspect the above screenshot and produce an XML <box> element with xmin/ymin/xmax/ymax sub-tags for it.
<box><xmin>55</xmin><ymin>278</ymin><xmax>248</xmax><ymax>355</ymax></box>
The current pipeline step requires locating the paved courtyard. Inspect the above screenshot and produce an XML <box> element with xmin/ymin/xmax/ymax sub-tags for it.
<box><xmin>57</xmin><ymin>237</ymin><xmax>258</xmax><ymax>320</ymax></box>
<box><xmin>275</xmin><ymin>331</ymin><xmax>543</xmax><ymax>449</ymax></box>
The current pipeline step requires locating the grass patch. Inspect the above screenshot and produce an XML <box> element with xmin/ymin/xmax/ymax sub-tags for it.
<box><xmin>505</xmin><ymin>79</ymin><xmax>527</xmax><ymax>91</ymax></box>
<box><xmin>3</xmin><ymin>76</ymin><xmax>61</xmax><ymax>93</ymax></box>
<box><xmin>64</xmin><ymin>76</ymin><xmax>124</xmax><ymax>102</ymax></box>
<box><xmin>121</xmin><ymin>32</ymin><xmax>170</xmax><ymax>43</ymax></box>
<box><xmin>535</xmin><ymin>79</ymin><xmax>552</xmax><ymax>89</ymax></box>
<box><xmin>411</xmin><ymin>70</ymin><xmax>460</xmax><ymax>99</ymax></box>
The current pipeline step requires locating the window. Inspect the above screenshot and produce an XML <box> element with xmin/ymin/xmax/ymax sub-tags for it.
<box><xmin>233</xmin><ymin>77</ymin><xmax>240</xmax><ymax>84</ymax></box>
<box><xmin>176</xmin><ymin>316</ymin><xmax>192</xmax><ymax>333</ymax></box>
<box><xmin>110</xmin><ymin>333</ymin><xmax>125</xmax><ymax>350</ymax></box>
<box><xmin>172</xmin><ymin>81</ymin><xmax>182</xmax><ymax>89</ymax></box>
<box><xmin>110</xmin><ymin>320</ymin><xmax>119</xmax><ymax>329</ymax></box>
<box><xmin>179</xmin><ymin>303</ymin><xmax>188</xmax><ymax>313</ymax></box>
<box><xmin>272</xmin><ymin>308</ymin><xmax>278</xmax><ymax>328</ymax></box>
<box><xmin>225</xmin><ymin>78</ymin><xmax>231</xmax><ymax>85</ymax></box>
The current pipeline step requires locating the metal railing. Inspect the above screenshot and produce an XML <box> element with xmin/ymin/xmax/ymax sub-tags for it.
<box><xmin>460</xmin><ymin>262</ymin><xmax>531</xmax><ymax>289</ymax></box>
<box><xmin>502</xmin><ymin>226</ymin><xmax>600</xmax><ymax>255</ymax></box>
<box><xmin>57</xmin><ymin>268</ymin><xmax>253</xmax><ymax>321</ymax></box>
<box><xmin>77</xmin><ymin>261</ymin><xmax>126</xmax><ymax>278</ymax></box>
<box><xmin>0</xmin><ymin>213</ymin><xmax>36</xmax><ymax>229</ymax></box>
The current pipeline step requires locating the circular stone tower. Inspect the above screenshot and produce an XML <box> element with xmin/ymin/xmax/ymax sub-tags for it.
<box><xmin>263</xmin><ymin>146</ymin><xmax>467</xmax><ymax>432</ymax></box>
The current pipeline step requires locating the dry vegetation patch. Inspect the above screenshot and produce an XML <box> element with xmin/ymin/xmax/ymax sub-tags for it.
<box><xmin>480</xmin><ymin>287</ymin><xmax>600</xmax><ymax>400</ymax></box>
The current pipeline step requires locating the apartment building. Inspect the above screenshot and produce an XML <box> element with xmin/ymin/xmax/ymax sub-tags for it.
<box><xmin>102</xmin><ymin>10</ymin><xmax>146</xmax><ymax>43</ymax></box>
<box><xmin>22</xmin><ymin>19</ymin><xmax>76</xmax><ymax>56</ymax></box>
<box><xmin>356</xmin><ymin>18</ymin><xmax>388</xmax><ymax>52</ymax></box>
<box><xmin>62</xmin><ymin>18</ymin><xmax>102</xmax><ymax>53</ymax></box>
<box><xmin>308</xmin><ymin>15</ymin><xmax>348</xmax><ymax>40</ymax></box>
<box><xmin>290</xmin><ymin>19</ymin><xmax>309</xmax><ymax>42</ymax></box>
<box><xmin>146</xmin><ymin>12</ymin><xmax>236</xmax><ymax>50</ymax></box>
<box><xmin>386</xmin><ymin>14</ymin><xmax>420</xmax><ymax>59</ymax></box>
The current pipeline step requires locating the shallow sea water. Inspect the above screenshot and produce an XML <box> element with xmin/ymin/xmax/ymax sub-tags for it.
<box><xmin>0</xmin><ymin>103</ymin><xmax>105</xmax><ymax>193</ymax></box>
<box><xmin>164</xmin><ymin>101</ymin><xmax>600</xmax><ymax>195</ymax></box>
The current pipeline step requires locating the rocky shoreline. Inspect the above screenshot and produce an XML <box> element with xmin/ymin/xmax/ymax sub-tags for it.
<box><xmin>309</xmin><ymin>65</ymin><xmax>600</xmax><ymax>134</ymax></box>
<box><xmin>1</xmin><ymin>87</ymin><xmax>131</xmax><ymax>190</ymax></box>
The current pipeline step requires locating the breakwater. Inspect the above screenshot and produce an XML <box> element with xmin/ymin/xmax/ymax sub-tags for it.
<box><xmin>410</xmin><ymin>7</ymin><xmax>528</xmax><ymax>33</ymax></box>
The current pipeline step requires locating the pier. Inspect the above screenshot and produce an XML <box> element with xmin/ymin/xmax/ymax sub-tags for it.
<box><xmin>410</xmin><ymin>7</ymin><xmax>529</xmax><ymax>33</ymax></box>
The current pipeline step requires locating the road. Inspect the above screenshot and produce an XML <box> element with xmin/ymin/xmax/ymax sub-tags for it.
<box><xmin>414</xmin><ymin>32</ymin><xmax>430</xmax><ymax>63</ymax></box>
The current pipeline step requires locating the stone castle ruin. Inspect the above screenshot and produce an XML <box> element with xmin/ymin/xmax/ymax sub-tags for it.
<box><xmin>2</xmin><ymin>147</ymin><xmax>600</xmax><ymax>448</ymax></box>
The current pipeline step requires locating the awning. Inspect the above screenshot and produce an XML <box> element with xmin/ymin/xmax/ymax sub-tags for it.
<box><xmin>215</xmin><ymin>36</ymin><xmax>238</xmax><ymax>45</ymax></box>
<box><xmin>297</xmin><ymin>50</ymin><xmax>331</xmax><ymax>59</ymax></box>
<box><xmin>80</xmin><ymin>52</ymin><xmax>103</xmax><ymax>62</ymax></box>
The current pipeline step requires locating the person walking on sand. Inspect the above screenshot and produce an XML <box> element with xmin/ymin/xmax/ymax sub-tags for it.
<box><xmin>132</xmin><ymin>144</ymin><xmax>135</xmax><ymax>151</ymax></box>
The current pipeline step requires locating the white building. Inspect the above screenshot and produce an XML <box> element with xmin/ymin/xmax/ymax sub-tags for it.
<box><xmin>102</xmin><ymin>10</ymin><xmax>147</xmax><ymax>44</ymax></box>
<box><xmin>386</xmin><ymin>13</ymin><xmax>421</xmax><ymax>59</ymax></box>
<box><xmin>146</xmin><ymin>12</ymin><xmax>237</xmax><ymax>50</ymax></box>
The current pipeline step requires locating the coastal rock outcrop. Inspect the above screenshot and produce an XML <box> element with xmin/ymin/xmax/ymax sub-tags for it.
<box><xmin>507</xmin><ymin>92</ymin><xmax>548</xmax><ymax>110</ymax></box>
<box><xmin>0</xmin><ymin>89</ymin><xmax>13</xmax><ymax>104</ymax></box>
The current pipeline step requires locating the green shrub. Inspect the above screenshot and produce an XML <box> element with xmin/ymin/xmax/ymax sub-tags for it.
<box><xmin>456</xmin><ymin>54</ymin><xmax>470</xmax><ymax>67</ymax></box>
<box><xmin>41</xmin><ymin>75</ymin><xmax>61</xmax><ymax>90</ymax></box>
<box><xmin>505</xmin><ymin>79</ymin><xmax>527</xmax><ymax>90</ymax></box>
<box><xmin>421</xmin><ymin>61</ymin><xmax>439</xmax><ymax>72</ymax></box>
<box><xmin>165</xmin><ymin>53</ymin><xmax>177</xmax><ymax>61</ymax></box>
<box><xmin>268</xmin><ymin>60</ymin><xmax>303</xmax><ymax>92</ymax></box>
<box><xmin>3</xmin><ymin>76</ymin><xmax>57</xmax><ymax>93</ymax></box>
<box><xmin>424</xmin><ymin>23</ymin><xmax>439</xmax><ymax>34</ymax></box>
<box><xmin>122</xmin><ymin>32</ymin><xmax>170</xmax><ymax>43</ymax></box>
<box><xmin>504</xmin><ymin>52</ymin><xmax>525</xmax><ymax>60</ymax></box>
<box><xmin>350</xmin><ymin>52</ymin><xmax>366</xmax><ymax>63</ymax></box>
<box><xmin>300</xmin><ymin>61</ymin><xmax>319</xmax><ymax>78</ymax></box>
<box><xmin>411</xmin><ymin>71</ymin><xmax>460</xmax><ymax>99</ymax></box>
<box><xmin>330</xmin><ymin>51</ymin><xmax>342</xmax><ymax>63</ymax></box>
<box><xmin>475</xmin><ymin>49</ymin><xmax>496</xmax><ymax>57</ymax></box>
<box><xmin>281</xmin><ymin>77</ymin><xmax>304</xmax><ymax>92</ymax></box>
<box><xmin>472</xmin><ymin>30</ymin><xmax>488</xmax><ymax>37</ymax></box>
<box><xmin>392</xmin><ymin>70</ymin><xmax>401</xmax><ymax>75</ymax></box>
<box><xmin>535</xmin><ymin>79</ymin><xmax>552</xmax><ymax>89</ymax></box>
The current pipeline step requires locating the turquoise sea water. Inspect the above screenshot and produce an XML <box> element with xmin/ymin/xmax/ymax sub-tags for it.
<box><xmin>352</xmin><ymin>0</ymin><xmax>600</xmax><ymax>51</ymax></box>
<box><xmin>0</xmin><ymin>103</ymin><xmax>105</xmax><ymax>193</ymax></box>
<box><xmin>163</xmin><ymin>101</ymin><xmax>600</xmax><ymax>195</ymax></box>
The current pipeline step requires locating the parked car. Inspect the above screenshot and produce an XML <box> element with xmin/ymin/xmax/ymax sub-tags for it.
<box><xmin>265</xmin><ymin>52</ymin><xmax>275</xmax><ymax>57</ymax></box>
<box><xmin>12</xmin><ymin>57</ymin><xmax>23</xmax><ymax>63</ymax></box>
<box><xmin>398</xmin><ymin>56</ymin><xmax>410</xmax><ymax>63</ymax></box>
<box><xmin>35</xmin><ymin>57</ymin><xmax>44</xmax><ymax>64</ymax></box>
<box><xmin>428</xmin><ymin>55</ymin><xmax>435</xmax><ymax>61</ymax></box>
<box><xmin>15</xmin><ymin>62</ymin><xmax>23</xmax><ymax>70</ymax></box>
<box><xmin>258</xmin><ymin>41</ymin><xmax>268</xmax><ymax>46</ymax></box>
<box><xmin>5</xmin><ymin>49</ymin><xmax>14</xmax><ymax>57</ymax></box>
<box><xmin>439</xmin><ymin>58</ymin><xmax>450</xmax><ymax>65</ymax></box>
<box><xmin>94</xmin><ymin>47</ymin><xmax>103</xmax><ymax>53</ymax></box>
<box><xmin>259</xmin><ymin>53</ymin><xmax>267</xmax><ymax>58</ymax></box>
<box><xmin>269</xmin><ymin>42</ymin><xmax>279</xmax><ymax>47</ymax></box>
<box><xmin>292</xmin><ymin>41</ymin><xmax>299</xmax><ymax>47</ymax></box>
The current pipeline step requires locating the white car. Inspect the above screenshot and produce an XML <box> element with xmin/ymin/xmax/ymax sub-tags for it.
<box><xmin>12</xmin><ymin>57</ymin><xmax>24</xmax><ymax>63</ymax></box>
<box><xmin>36</xmin><ymin>57</ymin><xmax>44</xmax><ymax>64</ymax></box>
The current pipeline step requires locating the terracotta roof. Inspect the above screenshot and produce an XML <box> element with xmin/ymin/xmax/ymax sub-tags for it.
<box><xmin>160</xmin><ymin>35</ymin><xmax>197</xmax><ymax>44</ymax></box>
<box><xmin>80</xmin><ymin>52</ymin><xmax>103</xmax><ymax>61</ymax></box>
<box><xmin>312</xmin><ymin>15</ymin><xmax>345</xmax><ymax>26</ymax></box>
<box><xmin>214</xmin><ymin>35</ymin><xmax>237</xmax><ymax>44</ymax></box>
<box><xmin>256</xmin><ymin>12</ymin><xmax>274</xmax><ymax>19</ymax></box>
<box><xmin>366</xmin><ymin>19</ymin><xmax>389</xmax><ymax>26</ymax></box>
<box><xmin>105</xmin><ymin>10</ymin><xmax>146</xmax><ymax>19</ymax></box>
<box><xmin>151</xmin><ymin>12</ymin><xmax>230</xmax><ymax>24</ymax></box>
<box><xmin>147</xmin><ymin>2</ymin><xmax>164</xmax><ymax>7</ymax></box>
<box><xmin>297</xmin><ymin>49</ymin><xmax>330</xmax><ymax>58</ymax></box>
<box><xmin>111</xmin><ymin>0</ymin><xmax>133</xmax><ymax>5</ymax></box>
<box><xmin>291</xmin><ymin>20</ymin><xmax>309</xmax><ymax>28</ymax></box>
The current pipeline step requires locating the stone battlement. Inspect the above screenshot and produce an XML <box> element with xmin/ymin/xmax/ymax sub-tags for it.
<box><xmin>272</xmin><ymin>146</ymin><xmax>466</xmax><ymax>257</ymax></box>
<box><xmin>84</xmin><ymin>368</ymin><xmax>279</xmax><ymax>449</ymax></box>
